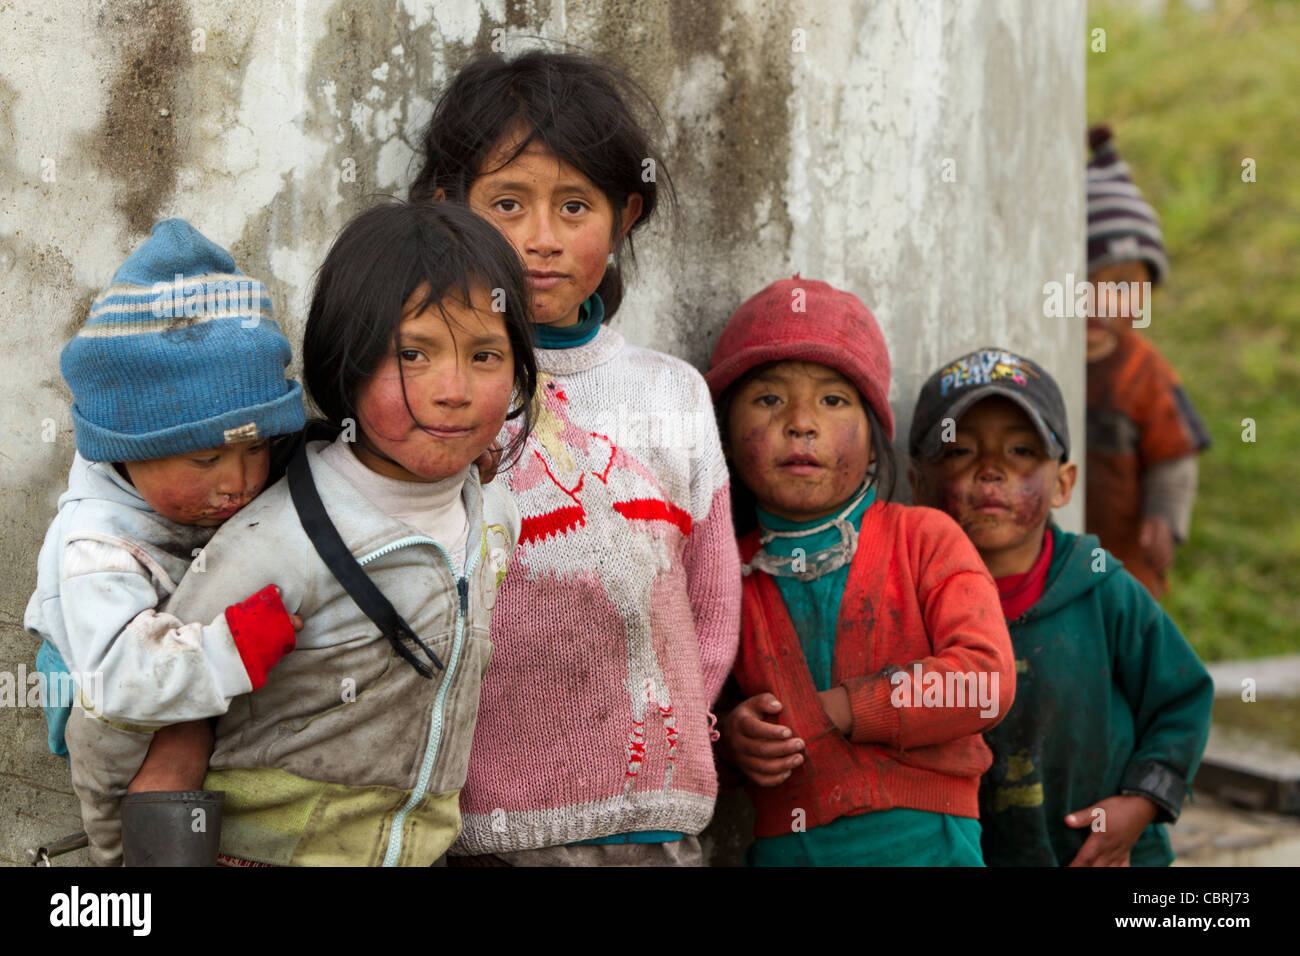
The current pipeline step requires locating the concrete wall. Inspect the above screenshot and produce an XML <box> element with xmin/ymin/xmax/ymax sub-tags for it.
<box><xmin>0</xmin><ymin>0</ymin><xmax>1084</xmax><ymax>864</ymax></box>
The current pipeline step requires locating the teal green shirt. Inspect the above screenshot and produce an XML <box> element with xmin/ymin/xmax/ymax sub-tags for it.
<box><xmin>534</xmin><ymin>294</ymin><xmax>604</xmax><ymax>349</ymax></box>
<box><xmin>754</xmin><ymin>486</ymin><xmax>875</xmax><ymax>692</ymax></box>
<box><xmin>748</xmin><ymin>808</ymin><xmax>984</xmax><ymax>867</ymax></box>
<box><xmin>747</xmin><ymin>487</ymin><xmax>984</xmax><ymax>867</ymax></box>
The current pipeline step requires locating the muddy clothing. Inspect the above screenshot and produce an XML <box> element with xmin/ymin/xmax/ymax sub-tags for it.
<box><xmin>451</xmin><ymin>324</ymin><xmax>740</xmax><ymax>857</ymax></box>
<box><xmin>24</xmin><ymin>455</ymin><xmax>253</xmax><ymax>728</ymax></box>
<box><xmin>754</xmin><ymin>487</ymin><xmax>876</xmax><ymax>692</ymax></box>
<box><xmin>979</xmin><ymin>525</ymin><xmax>1213</xmax><ymax>867</ymax></box>
<box><xmin>451</xmin><ymin>835</ymin><xmax>703</xmax><ymax>867</ymax></box>
<box><xmin>1086</xmin><ymin>331</ymin><xmax>1210</xmax><ymax>598</ymax></box>
<box><xmin>740</xmin><ymin>492</ymin><xmax>986</xmax><ymax>866</ymax></box>
<box><xmin>165</xmin><ymin>439</ymin><xmax>520</xmax><ymax>866</ymax></box>
<box><xmin>732</xmin><ymin>503</ymin><xmax>1015</xmax><ymax>851</ymax></box>
<box><xmin>23</xmin><ymin>455</ymin><xmax>285</xmax><ymax>866</ymax></box>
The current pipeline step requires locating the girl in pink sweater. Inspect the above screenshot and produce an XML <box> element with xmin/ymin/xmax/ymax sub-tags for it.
<box><xmin>410</xmin><ymin>51</ymin><xmax>741</xmax><ymax>866</ymax></box>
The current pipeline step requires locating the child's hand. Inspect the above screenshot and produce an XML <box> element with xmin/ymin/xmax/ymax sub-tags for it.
<box><xmin>1138</xmin><ymin>515</ymin><xmax>1175</xmax><ymax>572</ymax></box>
<box><xmin>1064</xmin><ymin>794</ymin><xmax>1160</xmax><ymax>867</ymax></box>
<box><xmin>276</xmin><ymin>587</ymin><xmax>305</xmax><ymax>631</ymax></box>
<box><xmin>817</xmin><ymin>687</ymin><xmax>852</xmax><ymax>736</ymax></box>
<box><xmin>719</xmin><ymin>693</ymin><xmax>805</xmax><ymax>787</ymax></box>
<box><xmin>475</xmin><ymin>444</ymin><xmax>504</xmax><ymax>484</ymax></box>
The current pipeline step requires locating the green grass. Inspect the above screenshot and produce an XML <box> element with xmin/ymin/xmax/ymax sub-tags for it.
<box><xmin>1088</xmin><ymin>0</ymin><xmax>1300</xmax><ymax>660</ymax></box>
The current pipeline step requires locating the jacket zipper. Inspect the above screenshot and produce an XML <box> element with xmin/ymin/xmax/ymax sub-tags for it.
<box><xmin>357</xmin><ymin>535</ymin><xmax>479</xmax><ymax>867</ymax></box>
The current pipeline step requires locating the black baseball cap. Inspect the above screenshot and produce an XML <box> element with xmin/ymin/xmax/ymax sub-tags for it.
<box><xmin>909</xmin><ymin>347</ymin><xmax>1070</xmax><ymax>461</ymax></box>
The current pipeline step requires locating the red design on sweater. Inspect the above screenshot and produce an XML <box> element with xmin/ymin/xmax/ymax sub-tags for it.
<box><xmin>534</xmin><ymin>449</ymin><xmax>584</xmax><ymax>502</ymax></box>
<box><xmin>456</xmin><ymin>352</ymin><xmax>741</xmax><ymax>852</ymax></box>
<box><xmin>626</xmin><ymin>720</ymin><xmax>647</xmax><ymax>778</ymax></box>
<box><xmin>519</xmin><ymin>447</ymin><xmax>592</xmax><ymax>546</ymax></box>
<box><xmin>589</xmin><ymin>432</ymin><xmax>616</xmax><ymax>484</ymax></box>
<box><xmin>518</xmin><ymin>506</ymin><xmax>587</xmax><ymax>546</ymax></box>
<box><xmin>612</xmin><ymin>498</ymin><xmax>694</xmax><ymax>535</ymax></box>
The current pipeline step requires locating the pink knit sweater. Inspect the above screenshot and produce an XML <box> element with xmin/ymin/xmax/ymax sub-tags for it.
<box><xmin>452</xmin><ymin>326</ymin><xmax>741</xmax><ymax>854</ymax></box>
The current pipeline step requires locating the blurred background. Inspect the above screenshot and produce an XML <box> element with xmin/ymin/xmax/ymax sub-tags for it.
<box><xmin>1088</xmin><ymin>0</ymin><xmax>1300</xmax><ymax>863</ymax></box>
<box><xmin>1088</xmin><ymin>0</ymin><xmax>1299</xmax><ymax>660</ymax></box>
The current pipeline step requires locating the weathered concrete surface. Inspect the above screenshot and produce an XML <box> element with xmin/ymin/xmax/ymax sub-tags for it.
<box><xmin>1</xmin><ymin>0</ymin><xmax>1085</xmax><ymax>864</ymax></box>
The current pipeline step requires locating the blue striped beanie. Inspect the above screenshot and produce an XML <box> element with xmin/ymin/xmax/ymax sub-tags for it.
<box><xmin>60</xmin><ymin>219</ymin><xmax>305</xmax><ymax>462</ymax></box>
<box><xmin>1087</xmin><ymin>124</ymin><xmax>1169</xmax><ymax>285</ymax></box>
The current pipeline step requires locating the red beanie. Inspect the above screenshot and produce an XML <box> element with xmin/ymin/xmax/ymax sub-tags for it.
<box><xmin>705</xmin><ymin>275</ymin><xmax>894</xmax><ymax>440</ymax></box>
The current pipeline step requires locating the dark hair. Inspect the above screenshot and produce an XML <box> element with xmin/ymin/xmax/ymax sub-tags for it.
<box><xmin>302</xmin><ymin>200</ymin><xmax>538</xmax><ymax>470</ymax></box>
<box><xmin>409</xmin><ymin>50</ymin><xmax>676</xmax><ymax>319</ymax></box>
<box><xmin>717</xmin><ymin>370</ymin><xmax>898</xmax><ymax>538</ymax></box>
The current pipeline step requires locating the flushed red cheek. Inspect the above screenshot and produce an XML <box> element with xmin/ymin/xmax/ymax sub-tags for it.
<box><xmin>1007</xmin><ymin>474</ymin><xmax>1050</xmax><ymax>527</ymax></box>
<box><xmin>477</xmin><ymin>389</ymin><xmax>513</xmax><ymax>436</ymax></box>
<box><xmin>826</xmin><ymin>422</ymin><xmax>865</xmax><ymax>477</ymax></box>
<box><xmin>157</xmin><ymin>490</ymin><xmax>206</xmax><ymax>515</ymax></box>
<box><xmin>940</xmin><ymin>479</ymin><xmax>970</xmax><ymax>517</ymax></box>
<box><xmin>575</xmin><ymin>236</ymin><xmax>609</xmax><ymax>278</ymax></box>
<box><xmin>937</xmin><ymin>467</ymin><xmax>975</xmax><ymax>509</ymax></box>
<box><xmin>732</xmin><ymin>426</ymin><xmax>776</xmax><ymax>488</ymax></box>
<box><xmin>358</xmin><ymin>377</ymin><xmax>415</xmax><ymax>440</ymax></box>
<box><xmin>149</xmin><ymin>487</ymin><xmax>221</xmax><ymax>523</ymax></box>
<box><xmin>941</xmin><ymin>473</ymin><xmax>1049</xmax><ymax>529</ymax></box>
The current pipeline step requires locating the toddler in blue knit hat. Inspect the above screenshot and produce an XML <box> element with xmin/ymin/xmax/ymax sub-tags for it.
<box><xmin>25</xmin><ymin>219</ymin><xmax>307</xmax><ymax>866</ymax></box>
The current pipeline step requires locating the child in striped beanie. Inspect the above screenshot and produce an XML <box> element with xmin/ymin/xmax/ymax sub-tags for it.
<box><xmin>25</xmin><ymin>218</ymin><xmax>306</xmax><ymax>865</ymax></box>
<box><xmin>1085</xmin><ymin>124</ymin><xmax>1210</xmax><ymax>599</ymax></box>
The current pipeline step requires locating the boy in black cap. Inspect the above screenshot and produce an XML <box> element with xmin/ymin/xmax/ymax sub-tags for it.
<box><xmin>909</xmin><ymin>347</ymin><xmax>1213</xmax><ymax>866</ymax></box>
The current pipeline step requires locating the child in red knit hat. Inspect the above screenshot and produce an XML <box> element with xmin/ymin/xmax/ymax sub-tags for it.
<box><xmin>706</xmin><ymin>276</ymin><xmax>1016</xmax><ymax>866</ymax></box>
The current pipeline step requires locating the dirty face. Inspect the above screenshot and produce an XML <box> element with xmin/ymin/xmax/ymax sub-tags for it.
<box><xmin>123</xmin><ymin>439</ymin><xmax>270</xmax><ymax>527</ymax></box>
<box><xmin>466</xmin><ymin>134</ymin><xmax>641</xmax><ymax>329</ymax></box>
<box><xmin>726</xmin><ymin>360</ymin><xmax>873</xmax><ymax>522</ymax></box>
<box><xmin>352</xmin><ymin>283</ymin><xmax>515</xmax><ymax>482</ymax></box>
<box><xmin>1087</xmin><ymin>259</ymin><xmax>1150</xmax><ymax>349</ymax></box>
<box><xmin>914</xmin><ymin>397</ymin><xmax>1075</xmax><ymax>565</ymax></box>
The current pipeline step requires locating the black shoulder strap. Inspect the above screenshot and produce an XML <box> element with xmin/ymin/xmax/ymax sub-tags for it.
<box><xmin>287</xmin><ymin>441</ymin><xmax>443</xmax><ymax>678</ymax></box>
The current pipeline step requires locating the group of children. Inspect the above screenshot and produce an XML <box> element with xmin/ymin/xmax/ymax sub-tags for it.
<box><xmin>25</xmin><ymin>50</ymin><xmax>1213</xmax><ymax>868</ymax></box>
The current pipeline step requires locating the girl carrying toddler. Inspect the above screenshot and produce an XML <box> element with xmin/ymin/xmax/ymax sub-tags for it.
<box><xmin>162</xmin><ymin>200</ymin><xmax>537</xmax><ymax>866</ymax></box>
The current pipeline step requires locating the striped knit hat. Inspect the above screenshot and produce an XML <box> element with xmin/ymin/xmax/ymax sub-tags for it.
<box><xmin>60</xmin><ymin>219</ymin><xmax>305</xmax><ymax>462</ymax></box>
<box><xmin>1087</xmin><ymin>124</ymin><xmax>1169</xmax><ymax>285</ymax></box>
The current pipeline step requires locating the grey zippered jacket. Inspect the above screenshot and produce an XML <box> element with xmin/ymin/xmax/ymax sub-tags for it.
<box><xmin>165</xmin><ymin>439</ymin><xmax>520</xmax><ymax>866</ymax></box>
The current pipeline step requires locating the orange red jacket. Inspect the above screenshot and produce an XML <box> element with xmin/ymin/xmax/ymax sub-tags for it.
<box><xmin>732</xmin><ymin>502</ymin><xmax>1016</xmax><ymax>838</ymax></box>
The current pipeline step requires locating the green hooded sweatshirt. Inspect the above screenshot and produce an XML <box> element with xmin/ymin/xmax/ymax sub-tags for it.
<box><xmin>979</xmin><ymin>525</ymin><xmax>1213</xmax><ymax>867</ymax></box>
